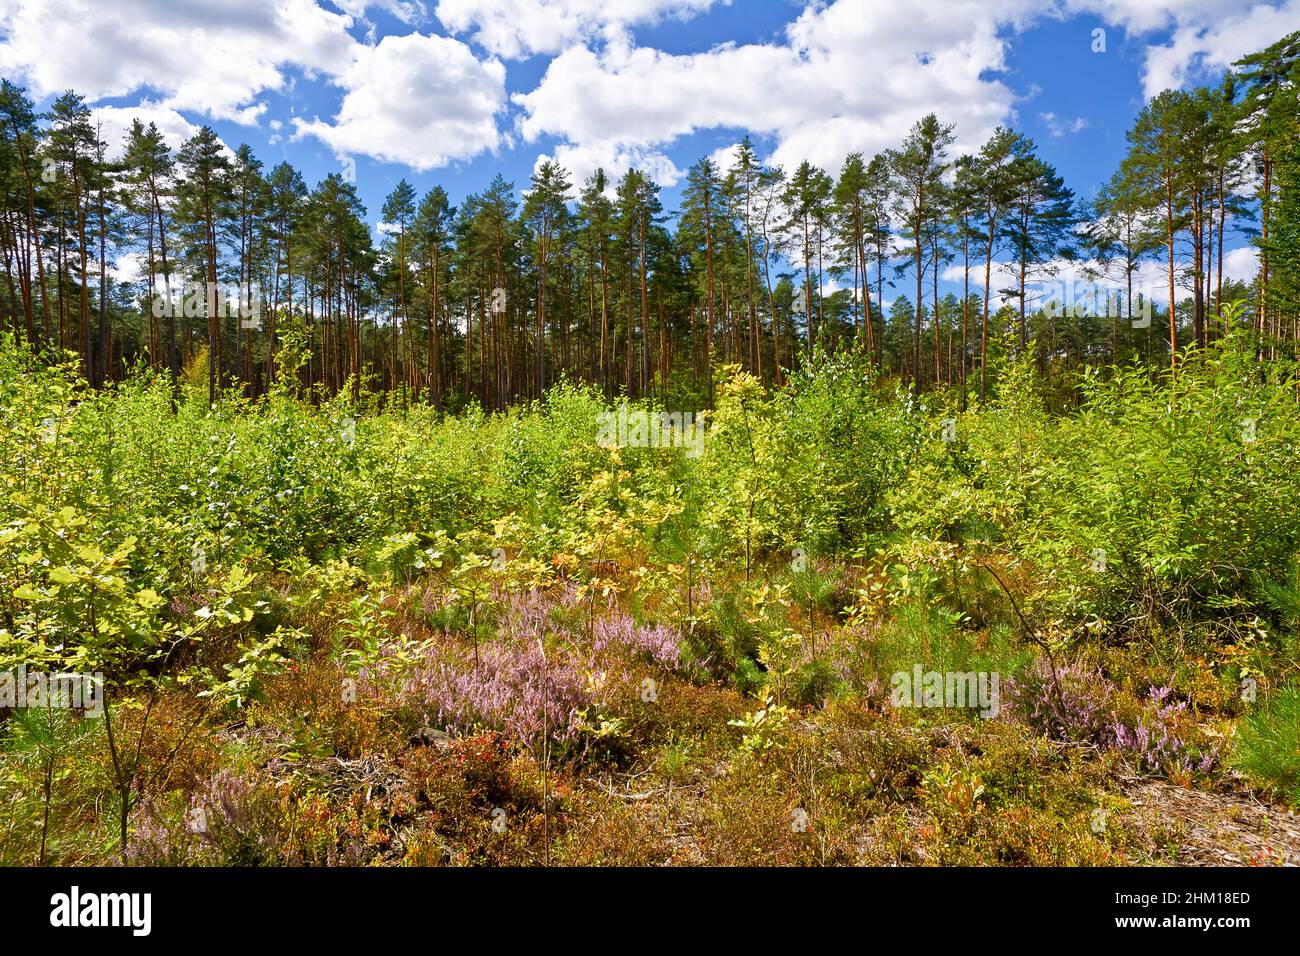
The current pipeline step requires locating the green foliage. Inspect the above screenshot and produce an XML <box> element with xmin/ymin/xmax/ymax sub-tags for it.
<box><xmin>888</xmin><ymin>333</ymin><xmax>1300</xmax><ymax>651</ymax></box>
<box><xmin>4</xmin><ymin>321</ymin><xmax>1300</xmax><ymax>866</ymax></box>
<box><xmin>1234</xmin><ymin>683</ymin><xmax>1300</xmax><ymax>807</ymax></box>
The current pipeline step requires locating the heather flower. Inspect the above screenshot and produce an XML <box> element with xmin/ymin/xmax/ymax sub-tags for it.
<box><xmin>1007</xmin><ymin>664</ymin><xmax>1220</xmax><ymax>776</ymax></box>
<box><xmin>495</xmin><ymin>587</ymin><xmax>559</xmax><ymax>644</ymax></box>
<box><xmin>1005</xmin><ymin>661</ymin><xmax>1115</xmax><ymax>744</ymax></box>
<box><xmin>413</xmin><ymin>642</ymin><xmax>591</xmax><ymax>746</ymax></box>
<box><xmin>593</xmin><ymin>610</ymin><xmax>681</xmax><ymax>668</ymax></box>
<box><xmin>393</xmin><ymin>588</ymin><xmax>682</xmax><ymax>751</ymax></box>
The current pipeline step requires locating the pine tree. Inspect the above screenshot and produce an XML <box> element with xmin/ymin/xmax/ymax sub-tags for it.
<box><xmin>382</xmin><ymin>179</ymin><xmax>417</xmax><ymax>403</ymax></box>
<box><xmin>890</xmin><ymin>114</ymin><xmax>954</xmax><ymax>390</ymax></box>
<box><xmin>522</xmin><ymin>161</ymin><xmax>572</xmax><ymax>399</ymax></box>
<box><xmin>176</xmin><ymin>126</ymin><xmax>233</xmax><ymax>402</ymax></box>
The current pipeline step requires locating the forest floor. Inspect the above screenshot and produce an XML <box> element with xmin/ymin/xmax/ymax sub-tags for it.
<box><xmin>1117</xmin><ymin>777</ymin><xmax>1300</xmax><ymax>866</ymax></box>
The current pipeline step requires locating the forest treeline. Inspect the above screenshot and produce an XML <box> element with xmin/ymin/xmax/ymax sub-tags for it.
<box><xmin>1</xmin><ymin>32</ymin><xmax>1298</xmax><ymax>409</ymax></box>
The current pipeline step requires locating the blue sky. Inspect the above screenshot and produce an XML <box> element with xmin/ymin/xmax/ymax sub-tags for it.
<box><xmin>3</xmin><ymin>0</ymin><xmax>1297</xmax><ymax>297</ymax></box>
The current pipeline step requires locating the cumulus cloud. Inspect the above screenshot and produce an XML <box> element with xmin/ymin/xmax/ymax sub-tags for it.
<box><xmin>1062</xmin><ymin>0</ymin><xmax>1230</xmax><ymax>34</ymax></box>
<box><xmin>0</xmin><ymin>0</ymin><xmax>358</xmax><ymax>123</ymax></box>
<box><xmin>707</xmin><ymin>142</ymin><xmax>743</xmax><ymax>174</ymax></box>
<box><xmin>1134</xmin><ymin>0</ymin><xmax>1300</xmax><ymax>98</ymax></box>
<box><xmin>436</xmin><ymin>0</ymin><xmax>726</xmax><ymax>59</ymax></box>
<box><xmin>513</xmin><ymin>0</ymin><xmax>1038</xmax><ymax>183</ymax></box>
<box><xmin>3</xmin><ymin>0</ymin><xmax>1295</xmax><ymax>183</ymax></box>
<box><xmin>509</xmin><ymin>0</ymin><xmax>1296</xmax><ymax>192</ymax></box>
<box><xmin>1054</xmin><ymin>1</ymin><xmax>1300</xmax><ymax>98</ymax></box>
<box><xmin>110</xmin><ymin>251</ymin><xmax>146</xmax><ymax>287</ymax></box>
<box><xmin>0</xmin><ymin>1</ymin><xmax>509</xmax><ymax>169</ymax></box>
<box><xmin>293</xmin><ymin>32</ymin><xmax>506</xmax><ymax>170</ymax></box>
<box><xmin>89</xmin><ymin>104</ymin><xmax>231</xmax><ymax>161</ymax></box>
<box><xmin>333</xmin><ymin>0</ymin><xmax>428</xmax><ymax>23</ymax></box>
<box><xmin>942</xmin><ymin>245</ymin><xmax>1261</xmax><ymax>309</ymax></box>
<box><xmin>534</xmin><ymin>140</ymin><xmax>682</xmax><ymax>188</ymax></box>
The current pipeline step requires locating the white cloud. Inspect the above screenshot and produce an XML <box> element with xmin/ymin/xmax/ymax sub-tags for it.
<box><xmin>1</xmin><ymin>2</ymin><xmax>508</xmax><ymax>171</ymax></box>
<box><xmin>1062</xmin><ymin>0</ymin><xmax>1243</xmax><ymax>34</ymax></box>
<box><xmin>1040</xmin><ymin>112</ymin><xmax>1088</xmax><ymax>137</ymax></box>
<box><xmin>89</xmin><ymin>104</ymin><xmax>231</xmax><ymax>161</ymax></box>
<box><xmin>513</xmin><ymin>0</ymin><xmax>1298</xmax><ymax>189</ymax></box>
<box><xmin>436</xmin><ymin>0</ymin><xmax>726</xmax><ymax>59</ymax></box>
<box><xmin>1220</xmin><ymin>245</ymin><xmax>1261</xmax><ymax>285</ymax></box>
<box><xmin>293</xmin><ymin>32</ymin><xmax>506</xmax><ymax>170</ymax></box>
<box><xmin>707</xmin><ymin>142</ymin><xmax>742</xmax><ymax>173</ymax></box>
<box><xmin>1055</xmin><ymin>1</ymin><xmax>1300</xmax><ymax>98</ymax></box>
<box><xmin>514</xmin><ymin>0</ymin><xmax>1039</xmax><ymax>183</ymax></box>
<box><xmin>4</xmin><ymin>0</ymin><xmax>1295</xmax><ymax>183</ymax></box>
<box><xmin>1135</xmin><ymin>0</ymin><xmax>1300</xmax><ymax>98</ymax></box>
<box><xmin>110</xmin><ymin>251</ymin><xmax>145</xmax><ymax>287</ymax></box>
<box><xmin>0</xmin><ymin>0</ymin><xmax>358</xmax><ymax>123</ymax></box>
<box><xmin>333</xmin><ymin>0</ymin><xmax>428</xmax><ymax>23</ymax></box>
<box><xmin>535</xmin><ymin>139</ymin><xmax>682</xmax><ymax>187</ymax></box>
<box><xmin>943</xmin><ymin>245</ymin><xmax>1261</xmax><ymax>308</ymax></box>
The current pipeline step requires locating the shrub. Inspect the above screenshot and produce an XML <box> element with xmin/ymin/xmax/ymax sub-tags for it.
<box><xmin>1234</xmin><ymin>683</ymin><xmax>1300</xmax><ymax>806</ymax></box>
<box><xmin>1008</xmin><ymin>662</ymin><xmax>1220</xmax><ymax>777</ymax></box>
